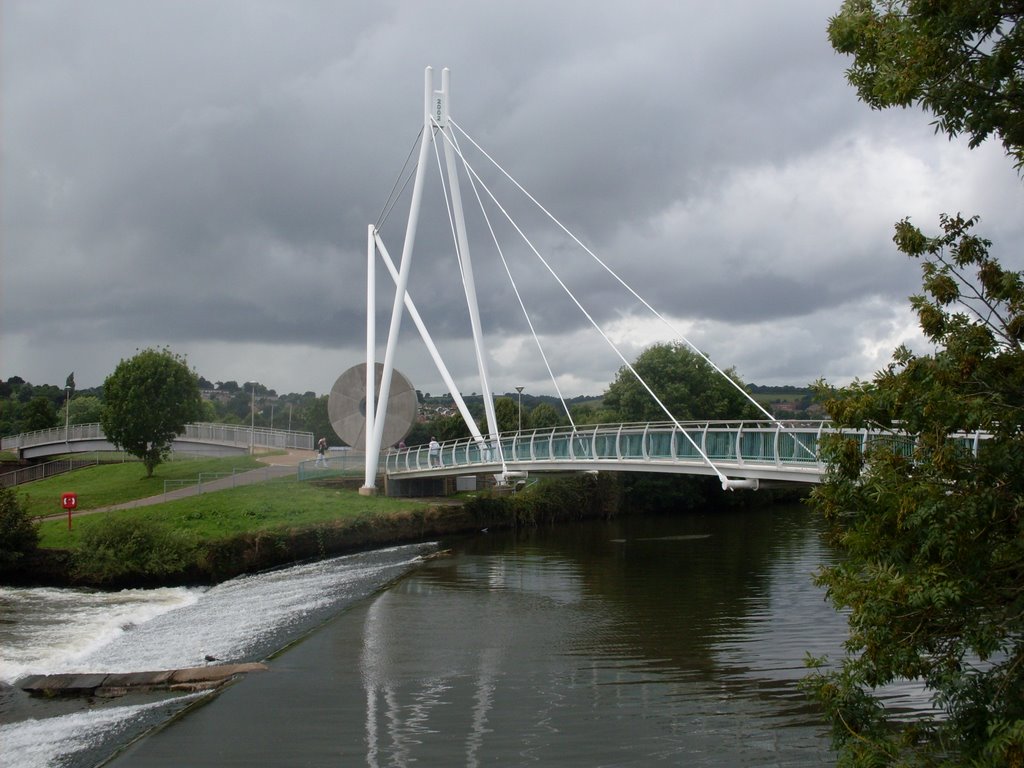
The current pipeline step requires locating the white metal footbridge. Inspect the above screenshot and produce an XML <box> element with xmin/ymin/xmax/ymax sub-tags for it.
<box><xmin>354</xmin><ymin>67</ymin><xmax>977</xmax><ymax>494</ymax></box>
<box><xmin>1</xmin><ymin>422</ymin><xmax>313</xmax><ymax>461</ymax></box>
<box><xmin>382</xmin><ymin>420</ymin><xmax>987</xmax><ymax>491</ymax></box>
<box><xmin>388</xmin><ymin>420</ymin><xmax>830</xmax><ymax>488</ymax></box>
<box><xmin>356</xmin><ymin>67</ymin><xmax>848</xmax><ymax>495</ymax></box>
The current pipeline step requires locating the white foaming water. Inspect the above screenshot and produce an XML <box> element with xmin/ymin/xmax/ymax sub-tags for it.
<box><xmin>69</xmin><ymin>547</ymin><xmax>429</xmax><ymax>673</ymax></box>
<box><xmin>0</xmin><ymin>694</ymin><xmax>206</xmax><ymax>768</ymax></box>
<box><xmin>0</xmin><ymin>586</ymin><xmax>202</xmax><ymax>684</ymax></box>
<box><xmin>0</xmin><ymin>544</ymin><xmax>436</xmax><ymax>768</ymax></box>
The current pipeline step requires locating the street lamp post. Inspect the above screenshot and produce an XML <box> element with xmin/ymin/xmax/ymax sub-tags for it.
<box><xmin>250</xmin><ymin>386</ymin><xmax>255</xmax><ymax>455</ymax></box>
<box><xmin>64</xmin><ymin>386</ymin><xmax>71</xmax><ymax>443</ymax></box>
<box><xmin>515</xmin><ymin>386</ymin><xmax>524</xmax><ymax>433</ymax></box>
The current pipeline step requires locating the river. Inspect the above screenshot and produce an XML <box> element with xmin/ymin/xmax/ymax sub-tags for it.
<box><xmin>2</xmin><ymin>503</ymin><xmax>849</xmax><ymax>766</ymax></box>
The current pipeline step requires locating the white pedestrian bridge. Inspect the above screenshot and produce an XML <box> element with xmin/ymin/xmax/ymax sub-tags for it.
<box><xmin>384</xmin><ymin>420</ymin><xmax>987</xmax><ymax>491</ymax></box>
<box><xmin>1</xmin><ymin>422</ymin><xmax>314</xmax><ymax>460</ymax></box>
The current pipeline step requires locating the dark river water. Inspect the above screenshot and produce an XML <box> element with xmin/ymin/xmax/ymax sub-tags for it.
<box><xmin>1</xmin><ymin>503</ymin><xmax>848</xmax><ymax>766</ymax></box>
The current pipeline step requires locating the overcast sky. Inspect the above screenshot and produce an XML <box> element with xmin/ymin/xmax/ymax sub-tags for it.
<box><xmin>3</xmin><ymin>1</ymin><xmax>1022</xmax><ymax>402</ymax></box>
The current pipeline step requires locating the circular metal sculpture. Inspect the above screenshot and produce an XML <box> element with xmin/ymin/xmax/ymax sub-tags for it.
<box><xmin>327</xmin><ymin>363</ymin><xmax>417</xmax><ymax>450</ymax></box>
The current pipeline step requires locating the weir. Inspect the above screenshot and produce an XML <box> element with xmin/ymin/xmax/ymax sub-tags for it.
<box><xmin>20</xmin><ymin>664</ymin><xmax>268</xmax><ymax>698</ymax></box>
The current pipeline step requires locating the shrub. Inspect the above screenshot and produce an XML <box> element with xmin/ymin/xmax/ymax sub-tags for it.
<box><xmin>74</xmin><ymin>515</ymin><xmax>198</xmax><ymax>583</ymax></box>
<box><xmin>0</xmin><ymin>486</ymin><xmax>39</xmax><ymax>572</ymax></box>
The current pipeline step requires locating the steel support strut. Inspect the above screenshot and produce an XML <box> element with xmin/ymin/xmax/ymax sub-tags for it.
<box><xmin>362</xmin><ymin>67</ymin><xmax>434</xmax><ymax>492</ymax></box>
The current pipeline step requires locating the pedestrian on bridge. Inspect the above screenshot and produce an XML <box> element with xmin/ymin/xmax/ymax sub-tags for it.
<box><xmin>315</xmin><ymin>437</ymin><xmax>328</xmax><ymax>468</ymax></box>
<box><xmin>428</xmin><ymin>437</ymin><xmax>441</xmax><ymax>467</ymax></box>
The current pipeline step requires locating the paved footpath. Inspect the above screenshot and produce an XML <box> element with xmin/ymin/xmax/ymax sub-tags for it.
<box><xmin>41</xmin><ymin>449</ymin><xmax>315</xmax><ymax>521</ymax></box>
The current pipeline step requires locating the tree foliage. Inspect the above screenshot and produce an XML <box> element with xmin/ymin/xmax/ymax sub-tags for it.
<box><xmin>828</xmin><ymin>1</ymin><xmax>1024</xmax><ymax>167</ymax></box>
<box><xmin>101</xmin><ymin>347</ymin><xmax>203</xmax><ymax>477</ymax></box>
<box><xmin>528</xmin><ymin>401</ymin><xmax>563</xmax><ymax>429</ymax></box>
<box><xmin>807</xmin><ymin>216</ymin><xmax>1024</xmax><ymax>766</ymax></box>
<box><xmin>600</xmin><ymin>342</ymin><xmax>761</xmax><ymax>512</ymax></box>
<box><xmin>67</xmin><ymin>395</ymin><xmax>104</xmax><ymax>425</ymax></box>
<box><xmin>812</xmin><ymin>6</ymin><xmax>1024</xmax><ymax>764</ymax></box>
<box><xmin>0</xmin><ymin>486</ymin><xmax>38</xmax><ymax>573</ymax></box>
<box><xmin>21</xmin><ymin>396</ymin><xmax>58</xmax><ymax>431</ymax></box>
<box><xmin>487</xmin><ymin>396</ymin><xmax>519</xmax><ymax>435</ymax></box>
<box><xmin>74</xmin><ymin>515</ymin><xmax>198</xmax><ymax>584</ymax></box>
<box><xmin>603</xmin><ymin>341</ymin><xmax>759</xmax><ymax>423</ymax></box>
<box><xmin>301</xmin><ymin>395</ymin><xmax>334</xmax><ymax>446</ymax></box>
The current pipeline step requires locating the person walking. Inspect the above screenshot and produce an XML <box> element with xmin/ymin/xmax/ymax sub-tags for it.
<box><xmin>315</xmin><ymin>436</ymin><xmax>328</xmax><ymax>467</ymax></box>
<box><xmin>428</xmin><ymin>436</ymin><xmax>441</xmax><ymax>467</ymax></box>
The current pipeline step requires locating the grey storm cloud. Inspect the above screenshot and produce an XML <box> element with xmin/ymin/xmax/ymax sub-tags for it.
<box><xmin>2</xmin><ymin>0</ymin><xmax>1022</xmax><ymax>399</ymax></box>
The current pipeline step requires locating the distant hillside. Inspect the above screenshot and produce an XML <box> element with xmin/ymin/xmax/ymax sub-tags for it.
<box><xmin>747</xmin><ymin>385</ymin><xmax>821</xmax><ymax>417</ymax></box>
<box><xmin>747</xmin><ymin>384</ymin><xmax>814</xmax><ymax>395</ymax></box>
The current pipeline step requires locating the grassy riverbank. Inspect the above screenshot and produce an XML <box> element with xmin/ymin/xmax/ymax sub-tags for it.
<box><xmin>11</xmin><ymin>458</ymin><xmax>750</xmax><ymax>589</ymax></box>
<box><xmin>9</xmin><ymin>457</ymin><xmax>622</xmax><ymax>588</ymax></box>
<box><xmin>15</xmin><ymin>459</ymin><xmax>460</xmax><ymax>586</ymax></box>
<box><xmin>33</xmin><ymin>477</ymin><xmax>427</xmax><ymax>550</ymax></box>
<box><xmin>16</xmin><ymin>455</ymin><xmax>268</xmax><ymax>517</ymax></box>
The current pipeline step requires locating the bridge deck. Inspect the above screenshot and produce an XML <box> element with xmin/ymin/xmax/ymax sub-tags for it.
<box><xmin>383</xmin><ymin>420</ymin><xmax>983</xmax><ymax>488</ymax></box>
<box><xmin>1</xmin><ymin>422</ymin><xmax>314</xmax><ymax>460</ymax></box>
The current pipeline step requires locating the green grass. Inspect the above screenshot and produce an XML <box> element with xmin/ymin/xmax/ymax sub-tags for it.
<box><xmin>0</xmin><ymin>450</ymin><xmax>18</xmax><ymax>462</ymax></box>
<box><xmin>17</xmin><ymin>455</ymin><xmax>267</xmax><ymax>518</ymax></box>
<box><xmin>36</xmin><ymin>478</ymin><xmax>425</xmax><ymax>549</ymax></box>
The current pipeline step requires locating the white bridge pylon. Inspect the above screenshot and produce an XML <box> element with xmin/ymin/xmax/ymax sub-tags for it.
<box><xmin>359</xmin><ymin>66</ymin><xmax>800</xmax><ymax>495</ymax></box>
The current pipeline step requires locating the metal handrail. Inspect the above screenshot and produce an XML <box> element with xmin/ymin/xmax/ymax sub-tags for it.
<box><xmin>1</xmin><ymin>422</ymin><xmax>314</xmax><ymax>452</ymax></box>
<box><xmin>382</xmin><ymin>420</ymin><xmax>992</xmax><ymax>483</ymax></box>
<box><xmin>0</xmin><ymin>457</ymin><xmax>101</xmax><ymax>488</ymax></box>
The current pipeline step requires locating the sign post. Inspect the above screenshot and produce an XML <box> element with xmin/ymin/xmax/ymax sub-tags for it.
<box><xmin>61</xmin><ymin>493</ymin><xmax>78</xmax><ymax>530</ymax></box>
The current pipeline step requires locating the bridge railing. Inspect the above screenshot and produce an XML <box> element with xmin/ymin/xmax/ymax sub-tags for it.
<box><xmin>184</xmin><ymin>423</ymin><xmax>314</xmax><ymax>451</ymax></box>
<box><xmin>0</xmin><ymin>457</ymin><xmax>102</xmax><ymax>488</ymax></box>
<box><xmin>1</xmin><ymin>423</ymin><xmax>106</xmax><ymax>450</ymax></box>
<box><xmin>384</xmin><ymin>420</ymin><xmax>990</xmax><ymax>477</ymax></box>
<box><xmin>1</xmin><ymin>422</ymin><xmax>314</xmax><ymax>452</ymax></box>
<box><xmin>384</xmin><ymin>420</ymin><xmax>834</xmax><ymax>474</ymax></box>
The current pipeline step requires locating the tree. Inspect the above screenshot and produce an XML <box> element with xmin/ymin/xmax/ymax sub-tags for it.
<box><xmin>101</xmin><ymin>347</ymin><xmax>203</xmax><ymax>477</ymax></box>
<box><xmin>600</xmin><ymin>343</ymin><xmax>760</xmax><ymax>513</ymax></box>
<box><xmin>569</xmin><ymin>401</ymin><xmax>618</xmax><ymax>425</ymax></box>
<box><xmin>806</xmin><ymin>7</ymin><xmax>1024</xmax><ymax>765</ymax></box>
<box><xmin>0</xmin><ymin>486</ymin><xmax>38</xmax><ymax>574</ymax></box>
<box><xmin>487</xmin><ymin>397</ymin><xmax>519</xmax><ymax>435</ymax></box>
<box><xmin>603</xmin><ymin>341</ymin><xmax>759</xmax><ymax>422</ymax></box>
<box><xmin>528</xmin><ymin>402</ymin><xmax>563</xmax><ymax>429</ymax></box>
<box><xmin>828</xmin><ymin>1</ymin><xmax>1024</xmax><ymax>167</ymax></box>
<box><xmin>67</xmin><ymin>395</ymin><xmax>104</xmax><ymax>425</ymax></box>
<box><xmin>302</xmin><ymin>395</ymin><xmax>335</xmax><ymax>446</ymax></box>
<box><xmin>21</xmin><ymin>396</ymin><xmax>57</xmax><ymax>431</ymax></box>
<box><xmin>807</xmin><ymin>216</ymin><xmax>1024</xmax><ymax>767</ymax></box>
<box><xmin>437</xmin><ymin>413</ymin><xmax>472</xmax><ymax>441</ymax></box>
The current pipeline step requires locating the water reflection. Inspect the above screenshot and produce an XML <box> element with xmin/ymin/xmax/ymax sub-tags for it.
<box><xmin>110</xmin><ymin>505</ymin><xmax>845</xmax><ymax>766</ymax></box>
<box><xmin>353</xmin><ymin>506</ymin><xmax>842</xmax><ymax>766</ymax></box>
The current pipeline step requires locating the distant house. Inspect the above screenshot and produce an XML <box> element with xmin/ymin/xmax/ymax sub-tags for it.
<box><xmin>200</xmin><ymin>389</ymin><xmax>233</xmax><ymax>404</ymax></box>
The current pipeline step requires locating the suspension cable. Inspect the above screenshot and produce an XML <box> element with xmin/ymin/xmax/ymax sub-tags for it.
<box><xmin>429</xmin><ymin>121</ymin><xmax>508</xmax><ymax>473</ymax></box>
<box><xmin>436</xmin><ymin>130</ymin><xmax>727</xmax><ymax>484</ymax></box>
<box><xmin>376</xmin><ymin>127</ymin><xmax>426</xmax><ymax>231</ymax></box>
<box><xmin>446</xmin><ymin>128</ymin><xmax>578</xmax><ymax>430</ymax></box>
<box><xmin>450</xmin><ymin>118</ymin><xmax>764</xmax><ymax>413</ymax></box>
<box><xmin>449</xmin><ymin>119</ymin><xmax>814</xmax><ymax>458</ymax></box>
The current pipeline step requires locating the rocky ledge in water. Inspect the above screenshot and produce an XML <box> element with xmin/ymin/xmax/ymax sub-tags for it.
<box><xmin>19</xmin><ymin>663</ymin><xmax>268</xmax><ymax>698</ymax></box>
